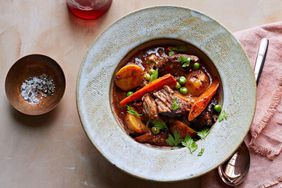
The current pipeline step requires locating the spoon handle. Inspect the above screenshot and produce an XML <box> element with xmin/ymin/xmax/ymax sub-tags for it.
<box><xmin>254</xmin><ymin>38</ymin><xmax>269</xmax><ymax>84</ymax></box>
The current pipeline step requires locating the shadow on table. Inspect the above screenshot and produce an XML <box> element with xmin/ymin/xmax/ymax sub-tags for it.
<box><xmin>9</xmin><ymin>104</ymin><xmax>60</xmax><ymax>128</ymax></box>
<box><xmin>83</xmin><ymin>138</ymin><xmax>201</xmax><ymax>188</ymax></box>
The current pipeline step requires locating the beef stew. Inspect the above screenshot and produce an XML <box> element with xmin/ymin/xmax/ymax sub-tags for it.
<box><xmin>112</xmin><ymin>43</ymin><xmax>221</xmax><ymax>148</ymax></box>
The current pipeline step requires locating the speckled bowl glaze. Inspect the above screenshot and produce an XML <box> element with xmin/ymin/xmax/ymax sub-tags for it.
<box><xmin>77</xmin><ymin>6</ymin><xmax>256</xmax><ymax>181</ymax></box>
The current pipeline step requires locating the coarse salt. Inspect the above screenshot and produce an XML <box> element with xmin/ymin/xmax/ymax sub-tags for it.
<box><xmin>20</xmin><ymin>74</ymin><xmax>55</xmax><ymax>104</ymax></box>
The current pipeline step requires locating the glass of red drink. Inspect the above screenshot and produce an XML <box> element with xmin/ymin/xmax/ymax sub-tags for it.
<box><xmin>67</xmin><ymin>0</ymin><xmax>112</xmax><ymax>20</ymax></box>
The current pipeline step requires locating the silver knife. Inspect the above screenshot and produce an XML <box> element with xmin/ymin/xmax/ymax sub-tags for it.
<box><xmin>254</xmin><ymin>38</ymin><xmax>269</xmax><ymax>85</ymax></box>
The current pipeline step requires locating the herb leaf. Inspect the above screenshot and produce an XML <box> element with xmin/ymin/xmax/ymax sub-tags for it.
<box><xmin>149</xmin><ymin>69</ymin><xmax>158</xmax><ymax>82</ymax></box>
<box><xmin>166</xmin><ymin>131</ymin><xmax>182</xmax><ymax>146</ymax></box>
<box><xmin>178</xmin><ymin>56</ymin><xmax>191</xmax><ymax>64</ymax></box>
<box><xmin>171</xmin><ymin>98</ymin><xmax>180</xmax><ymax>110</ymax></box>
<box><xmin>126</xmin><ymin>106</ymin><xmax>142</xmax><ymax>117</ymax></box>
<box><xmin>182</xmin><ymin>135</ymin><xmax>198</xmax><ymax>154</ymax></box>
<box><xmin>173</xmin><ymin>131</ymin><xmax>182</xmax><ymax>145</ymax></box>
<box><xmin>182</xmin><ymin>62</ymin><xmax>190</xmax><ymax>68</ymax></box>
<box><xmin>166</xmin><ymin>134</ymin><xmax>175</xmax><ymax>146</ymax></box>
<box><xmin>218</xmin><ymin>110</ymin><xmax>228</xmax><ymax>122</ymax></box>
<box><xmin>152</xmin><ymin>119</ymin><xmax>168</xmax><ymax>130</ymax></box>
<box><xmin>197</xmin><ymin>128</ymin><xmax>210</xmax><ymax>139</ymax></box>
<box><xmin>178</xmin><ymin>56</ymin><xmax>191</xmax><ymax>68</ymax></box>
<box><xmin>197</xmin><ymin>148</ymin><xmax>205</xmax><ymax>156</ymax></box>
<box><xmin>168</xmin><ymin>51</ymin><xmax>175</xmax><ymax>56</ymax></box>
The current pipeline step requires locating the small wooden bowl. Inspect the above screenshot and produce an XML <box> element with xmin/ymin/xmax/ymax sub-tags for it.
<box><xmin>5</xmin><ymin>54</ymin><xmax>66</xmax><ymax>115</ymax></box>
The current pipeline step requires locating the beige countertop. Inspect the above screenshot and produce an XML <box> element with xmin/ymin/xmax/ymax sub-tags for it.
<box><xmin>0</xmin><ymin>1</ymin><xmax>281</xmax><ymax>187</ymax></box>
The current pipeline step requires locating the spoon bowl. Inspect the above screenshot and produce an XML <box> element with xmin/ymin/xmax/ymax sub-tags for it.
<box><xmin>218</xmin><ymin>141</ymin><xmax>250</xmax><ymax>186</ymax></box>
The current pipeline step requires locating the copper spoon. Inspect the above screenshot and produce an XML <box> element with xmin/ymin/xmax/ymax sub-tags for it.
<box><xmin>218</xmin><ymin>38</ymin><xmax>269</xmax><ymax>186</ymax></box>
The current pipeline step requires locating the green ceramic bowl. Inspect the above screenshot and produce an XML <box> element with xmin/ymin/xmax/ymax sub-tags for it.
<box><xmin>77</xmin><ymin>6</ymin><xmax>256</xmax><ymax>182</ymax></box>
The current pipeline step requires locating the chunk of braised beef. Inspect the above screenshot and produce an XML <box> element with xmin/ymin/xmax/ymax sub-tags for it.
<box><xmin>155</xmin><ymin>98</ymin><xmax>172</xmax><ymax>113</ymax></box>
<box><xmin>190</xmin><ymin>111</ymin><xmax>215</xmax><ymax>131</ymax></box>
<box><xmin>146</xmin><ymin>54</ymin><xmax>168</xmax><ymax>70</ymax></box>
<box><xmin>130</xmin><ymin>101</ymin><xmax>147</xmax><ymax>122</ymax></box>
<box><xmin>168</xmin><ymin>54</ymin><xmax>199</xmax><ymax>63</ymax></box>
<box><xmin>158</xmin><ymin>61</ymin><xmax>186</xmax><ymax>77</ymax></box>
<box><xmin>190</xmin><ymin>97</ymin><xmax>219</xmax><ymax>130</ymax></box>
<box><xmin>174</xmin><ymin>93</ymin><xmax>194</xmax><ymax>114</ymax></box>
<box><xmin>142</xmin><ymin>93</ymin><xmax>158</xmax><ymax>120</ymax></box>
<box><xmin>153</xmin><ymin>85</ymin><xmax>174</xmax><ymax>110</ymax></box>
<box><xmin>153</xmin><ymin>85</ymin><xmax>193</xmax><ymax>115</ymax></box>
<box><xmin>131</xmin><ymin>101</ymin><xmax>143</xmax><ymax>114</ymax></box>
<box><xmin>134</xmin><ymin>132</ymin><xmax>168</xmax><ymax>146</ymax></box>
<box><xmin>198</xmin><ymin>111</ymin><xmax>213</xmax><ymax>127</ymax></box>
<box><xmin>157</xmin><ymin>54</ymin><xmax>200</xmax><ymax>77</ymax></box>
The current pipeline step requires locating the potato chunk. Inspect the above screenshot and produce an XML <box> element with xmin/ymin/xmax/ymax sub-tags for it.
<box><xmin>185</xmin><ymin>70</ymin><xmax>210</xmax><ymax>97</ymax></box>
<box><xmin>115</xmin><ymin>64</ymin><xmax>144</xmax><ymax>91</ymax></box>
<box><xmin>125</xmin><ymin>113</ymin><xmax>148</xmax><ymax>134</ymax></box>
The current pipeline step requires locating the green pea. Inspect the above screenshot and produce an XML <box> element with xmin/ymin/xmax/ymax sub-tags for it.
<box><xmin>126</xmin><ymin>91</ymin><xmax>134</xmax><ymax>97</ymax></box>
<box><xmin>144</xmin><ymin>73</ymin><xmax>151</xmax><ymax>81</ymax></box>
<box><xmin>175</xmin><ymin>82</ymin><xmax>181</xmax><ymax>89</ymax></box>
<box><xmin>193</xmin><ymin>62</ymin><xmax>200</xmax><ymax>70</ymax></box>
<box><xmin>151</xmin><ymin>127</ymin><xmax>160</xmax><ymax>135</ymax></box>
<box><xmin>179</xmin><ymin>87</ymin><xmax>188</xmax><ymax>95</ymax></box>
<box><xmin>179</xmin><ymin>76</ymin><xmax>187</xmax><ymax>85</ymax></box>
<box><xmin>214</xmin><ymin>104</ymin><xmax>222</xmax><ymax>113</ymax></box>
<box><xmin>149</xmin><ymin>68</ymin><xmax>155</xmax><ymax>74</ymax></box>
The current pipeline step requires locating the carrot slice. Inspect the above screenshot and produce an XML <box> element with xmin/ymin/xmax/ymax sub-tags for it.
<box><xmin>119</xmin><ymin>74</ymin><xmax>177</xmax><ymax>106</ymax></box>
<box><xmin>188</xmin><ymin>79</ymin><xmax>219</xmax><ymax>121</ymax></box>
<box><xmin>170</xmin><ymin>120</ymin><xmax>197</xmax><ymax>138</ymax></box>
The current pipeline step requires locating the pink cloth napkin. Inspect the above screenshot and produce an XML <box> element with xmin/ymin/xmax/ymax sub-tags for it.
<box><xmin>201</xmin><ymin>22</ymin><xmax>282</xmax><ymax>188</ymax></box>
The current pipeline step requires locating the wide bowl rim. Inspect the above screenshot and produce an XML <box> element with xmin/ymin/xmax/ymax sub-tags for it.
<box><xmin>76</xmin><ymin>6</ymin><xmax>256</xmax><ymax>182</ymax></box>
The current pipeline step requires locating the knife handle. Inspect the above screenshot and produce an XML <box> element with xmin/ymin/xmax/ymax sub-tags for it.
<box><xmin>254</xmin><ymin>38</ymin><xmax>269</xmax><ymax>85</ymax></box>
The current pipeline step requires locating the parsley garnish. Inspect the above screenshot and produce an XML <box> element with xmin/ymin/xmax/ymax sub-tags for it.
<box><xmin>182</xmin><ymin>62</ymin><xmax>190</xmax><ymax>68</ymax></box>
<box><xmin>152</xmin><ymin>119</ymin><xmax>168</xmax><ymax>130</ymax></box>
<box><xmin>171</xmin><ymin>98</ymin><xmax>180</xmax><ymax>111</ymax></box>
<box><xmin>182</xmin><ymin>135</ymin><xmax>198</xmax><ymax>154</ymax></box>
<box><xmin>197</xmin><ymin>148</ymin><xmax>205</xmax><ymax>156</ymax></box>
<box><xmin>178</xmin><ymin>56</ymin><xmax>191</xmax><ymax>68</ymax></box>
<box><xmin>166</xmin><ymin>131</ymin><xmax>182</xmax><ymax>146</ymax></box>
<box><xmin>149</xmin><ymin>69</ymin><xmax>158</xmax><ymax>82</ymax></box>
<box><xmin>168</xmin><ymin>50</ymin><xmax>175</xmax><ymax>56</ymax></box>
<box><xmin>178</xmin><ymin>56</ymin><xmax>190</xmax><ymax>63</ymax></box>
<box><xmin>218</xmin><ymin>110</ymin><xmax>228</xmax><ymax>122</ymax></box>
<box><xmin>197</xmin><ymin>128</ymin><xmax>210</xmax><ymax>139</ymax></box>
<box><xmin>126</xmin><ymin>106</ymin><xmax>142</xmax><ymax>117</ymax></box>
